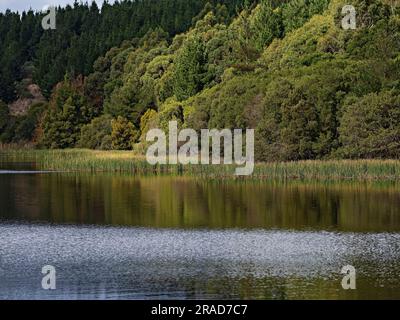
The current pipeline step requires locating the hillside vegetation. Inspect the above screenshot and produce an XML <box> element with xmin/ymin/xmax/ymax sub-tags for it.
<box><xmin>1</xmin><ymin>0</ymin><xmax>399</xmax><ymax>162</ymax></box>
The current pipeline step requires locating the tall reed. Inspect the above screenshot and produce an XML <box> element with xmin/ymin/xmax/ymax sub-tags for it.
<box><xmin>1</xmin><ymin>149</ymin><xmax>400</xmax><ymax>180</ymax></box>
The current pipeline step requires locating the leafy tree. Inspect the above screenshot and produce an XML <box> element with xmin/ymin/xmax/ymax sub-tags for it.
<box><xmin>251</xmin><ymin>0</ymin><xmax>283</xmax><ymax>50</ymax></box>
<box><xmin>40</xmin><ymin>79</ymin><xmax>93</xmax><ymax>148</ymax></box>
<box><xmin>282</xmin><ymin>0</ymin><xmax>329</xmax><ymax>33</ymax></box>
<box><xmin>139</xmin><ymin>109</ymin><xmax>158</xmax><ymax>142</ymax></box>
<box><xmin>13</xmin><ymin>102</ymin><xmax>47</xmax><ymax>142</ymax></box>
<box><xmin>104</xmin><ymin>29</ymin><xmax>170</xmax><ymax>123</ymax></box>
<box><xmin>339</xmin><ymin>90</ymin><xmax>400</xmax><ymax>158</ymax></box>
<box><xmin>111</xmin><ymin>116</ymin><xmax>138</xmax><ymax>150</ymax></box>
<box><xmin>78</xmin><ymin>115</ymin><xmax>113</xmax><ymax>150</ymax></box>
<box><xmin>173</xmin><ymin>35</ymin><xmax>207</xmax><ymax>101</ymax></box>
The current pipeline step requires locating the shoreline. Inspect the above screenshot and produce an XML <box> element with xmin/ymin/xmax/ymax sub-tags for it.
<box><xmin>1</xmin><ymin>148</ymin><xmax>400</xmax><ymax>180</ymax></box>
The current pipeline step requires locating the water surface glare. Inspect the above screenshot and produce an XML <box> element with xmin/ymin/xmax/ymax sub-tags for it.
<box><xmin>0</xmin><ymin>223</ymin><xmax>399</xmax><ymax>299</ymax></box>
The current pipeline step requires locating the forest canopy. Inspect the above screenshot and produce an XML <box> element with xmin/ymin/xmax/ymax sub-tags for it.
<box><xmin>1</xmin><ymin>0</ymin><xmax>399</xmax><ymax>161</ymax></box>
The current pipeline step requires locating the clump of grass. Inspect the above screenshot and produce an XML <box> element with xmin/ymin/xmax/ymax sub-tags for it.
<box><xmin>1</xmin><ymin>149</ymin><xmax>400</xmax><ymax>180</ymax></box>
<box><xmin>252</xmin><ymin>160</ymin><xmax>400</xmax><ymax>180</ymax></box>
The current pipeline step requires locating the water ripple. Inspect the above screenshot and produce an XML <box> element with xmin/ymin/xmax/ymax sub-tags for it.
<box><xmin>0</xmin><ymin>223</ymin><xmax>399</xmax><ymax>299</ymax></box>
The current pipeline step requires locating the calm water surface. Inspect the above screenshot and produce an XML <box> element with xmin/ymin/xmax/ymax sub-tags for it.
<box><xmin>0</xmin><ymin>161</ymin><xmax>399</xmax><ymax>299</ymax></box>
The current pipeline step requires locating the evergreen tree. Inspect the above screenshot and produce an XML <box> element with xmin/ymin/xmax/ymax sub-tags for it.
<box><xmin>173</xmin><ymin>36</ymin><xmax>207</xmax><ymax>101</ymax></box>
<box><xmin>111</xmin><ymin>116</ymin><xmax>138</xmax><ymax>150</ymax></box>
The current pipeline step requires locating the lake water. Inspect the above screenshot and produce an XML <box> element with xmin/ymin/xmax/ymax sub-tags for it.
<box><xmin>0</xmin><ymin>162</ymin><xmax>399</xmax><ymax>299</ymax></box>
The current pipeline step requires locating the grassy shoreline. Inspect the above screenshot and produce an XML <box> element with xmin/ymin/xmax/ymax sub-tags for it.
<box><xmin>1</xmin><ymin>148</ymin><xmax>400</xmax><ymax>180</ymax></box>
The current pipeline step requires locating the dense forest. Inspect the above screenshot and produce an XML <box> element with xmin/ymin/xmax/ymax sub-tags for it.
<box><xmin>0</xmin><ymin>0</ymin><xmax>399</xmax><ymax>161</ymax></box>
<box><xmin>0</xmin><ymin>0</ymin><xmax>247</xmax><ymax>101</ymax></box>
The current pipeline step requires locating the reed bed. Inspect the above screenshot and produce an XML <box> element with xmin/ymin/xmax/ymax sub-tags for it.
<box><xmin>1</xmin><ymin>149</ymin><xmax>400</xmax><ymax>180</ymax></box>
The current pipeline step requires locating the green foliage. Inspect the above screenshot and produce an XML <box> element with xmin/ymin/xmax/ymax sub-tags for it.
<box><xmin>251</xmin><ymin>0</ymin><xmax>284</xmax><ymax>50</ymax></box>
<box><xmin>0</xmin><ymin>101</ymin><xmax>46</xmax><ymax>144</ymax></box>
<box><xmin>0</xmin><ymin>100</ymin><xmax>14</xmax><ymax>144</ymax></box>
<box><xmin>185</xmin><ymin>73</ymin><xmax>265</xmax><ymax>130</ymax></box>
<box><xmin>339</xmin><ymin>90</ymin><xmax>400</xmax><ymax>158</ymax></box>
<box><xmin>173</xmin><ymin>35</ymin><xmax>207</xmax><ymax>101</ymax></box>
<box><xmin>282</xmin><ymin>0</ymin><xmax>330</xmax><ymax>33</ymax></box>
<box><xmin>104</xmin><ymin>29</ymin><xmax>170</xmax><ymax>123</ymax></box>
<box><xmin>40</xmin><ymin>80</ymin><xmax>93</xmax><ymax>148</ymax></box>
<box><xmin>78</xmin><ymin>115</ymin><xmax>113</xmax><ymax>150</ymax></box>
<box><xmin>111</xmin><ymin>116</ymin><xmax>138</xmax><ymax>150</ymax></box>
<box><xmin>0</xmin><ymin>100</ymin><xmax>9</xmax><ymax>134</ymax></box>
<box><xmin>259</xmin><ymin>14</ymin><xmax>336</xmax><ymax>70</ymax></box>
<box><xmin>139</xmin><ymin>109</ymin><xmax>158</xmax><ymax>142</ymax></box>
<box><xmin>0</xmin><ymin>0</ymin><xmax>249</xmax><ymax>102</ymax></box>
<box><xmin>2</xmin><ymin>0</ymin><xmax>400</xmax><ymax>163</ymax></box>
<box><xmin>13</xmin><ymin>102</ymin><xmax>47</xmax><ymax>142</ymax></box>
<box><xmin>158</xmin><ymin>98</ymin><xmax>185</xmax><ymax>131</ymax></box>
